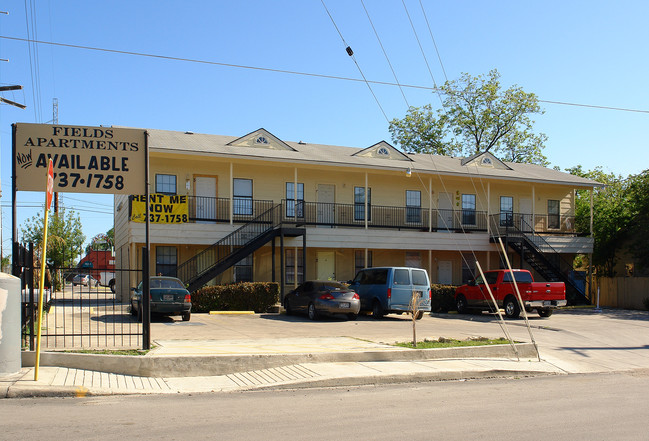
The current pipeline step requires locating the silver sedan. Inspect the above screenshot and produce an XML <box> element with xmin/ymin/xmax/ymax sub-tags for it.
<box><xmin>284</xmin><ymin>281</ymin><xmax>361</xmax><ymax>320</ymax></box>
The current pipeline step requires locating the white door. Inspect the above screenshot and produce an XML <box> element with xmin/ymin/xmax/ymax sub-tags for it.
<box><xmin>317</xmin><ymin>184</ymin><xmax>335</xmax><ymax>226</ymax></box>
<box><xmin>519</xmin><ymin>198</ymin><xmax>533</xmax><ymax>232</ymax></box>
<box><xmin>438</xmin><ymin>260</ymin><xmax>453</xmax><ymax>285</ymax></box>
<box><xmin>316</xmin><ymin>251</ymin><xmax>335</xmax><ymax>280</ymax></box>
<box><xmin>195</xmin><ymin>176</ymin><xmax>216</xmax><ymax>222</ymax></box>
<box><xmin>437</xmin><ymin>192</ymin><xmax>453</xmax><ymax>232</ymax></box>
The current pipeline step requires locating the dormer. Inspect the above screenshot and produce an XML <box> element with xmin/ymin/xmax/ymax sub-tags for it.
<box><xmin>352</xmin><ymin>141</ymin><xmax>412</xmax><ymax>161</ymax></box>
<box><xmin>227</xmin><ymin>128</ymin><xmax>296</xmax><ymax>151</ymax></box>
<box><xmin>460</xmin><ymin>151</ymin><xmax>512</xmax><ymax>170</ymax></box>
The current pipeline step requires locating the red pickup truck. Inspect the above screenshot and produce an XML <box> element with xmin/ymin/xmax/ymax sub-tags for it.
<box><xmin>455</xmin><ymin>269</ymin><xmax>566</xmax><ymax>318</ymax></box>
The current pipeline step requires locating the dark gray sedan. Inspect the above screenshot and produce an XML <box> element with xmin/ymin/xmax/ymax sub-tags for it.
<box><xmin>284</xmin><ymin>280</ymin><xmax>361</xmax><ymax>320</ymax></box>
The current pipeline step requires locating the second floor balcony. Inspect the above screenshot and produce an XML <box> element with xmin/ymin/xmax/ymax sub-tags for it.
<box><xmin>136</xmin><ymin>196</ymin><xmax>581</xmax><ymax>236</ymax></box>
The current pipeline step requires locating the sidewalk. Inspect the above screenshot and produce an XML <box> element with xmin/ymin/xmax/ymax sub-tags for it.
<box><xmin>2</xmin><ymin>337</ymin><xmax>566</xmax><ymax>398</ymax></box>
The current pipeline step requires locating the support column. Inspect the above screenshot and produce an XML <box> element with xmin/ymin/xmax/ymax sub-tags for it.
<box><xmin>302</xmin><ymin>233</ymin><xmax>307</xmax><ymax>282</ymax></box>
<box><xmin>271</xmin><ymin>237</ymin><xmax>276</xmax><ymax>283</ymax></box>
<box><xmin>280</xmin><ymin>230</ymin><xmax>285</xmax><ymax>300</ymax></box>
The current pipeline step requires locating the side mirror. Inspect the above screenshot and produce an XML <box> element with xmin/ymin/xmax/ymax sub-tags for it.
<box><xmin>468</xmin><ymin>280</ymin><xmax>476</xmax><ymax>286</ymax></box>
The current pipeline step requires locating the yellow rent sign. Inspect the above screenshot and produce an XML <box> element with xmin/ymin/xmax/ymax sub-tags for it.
<box><xmin>131</xmin><ymin>194</ymin><xmax>189</xmax><ymax>223</ymax></box>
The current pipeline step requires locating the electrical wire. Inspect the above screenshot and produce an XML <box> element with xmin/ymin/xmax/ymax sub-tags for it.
<box><xmin>401</xmin><ymin>0</ymin><xmax>444</xmax><ymax>106</ymax></box>
<box><xmin>360</xmin><ymin>0</ymin><xmax>409</xmax><ymax>107</ymax></box>
<box><xmin>418</xmin><ymin>0</ymin><xmax>448</xmax><ymax>83</ymax></box>
<box><xmin>1</xmin><ymin>35</ymin><xmax>647</xmax><ymax>114</ymax></box>
<box><xmin>320</xmin><ymin>0</ymin><xmax>390</xmax><ymax>122</ymax></box>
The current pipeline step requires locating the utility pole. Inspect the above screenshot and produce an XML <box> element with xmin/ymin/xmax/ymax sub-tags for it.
<box><xmin>52</xmin><ymin>98</ymin><xmax>59</xmax><ymax>214</ymax></box>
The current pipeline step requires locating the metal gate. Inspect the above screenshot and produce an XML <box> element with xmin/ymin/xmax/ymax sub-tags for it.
<box><xmin>17</xmin><ymin>243</ymin><xmax>143</xmax><ymax>350</ymax></box>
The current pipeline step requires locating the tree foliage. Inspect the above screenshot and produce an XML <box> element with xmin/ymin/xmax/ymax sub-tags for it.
<box><xmin>389</xmin><ymin>69</ymin><xmax>548</xmax><ymax>165</ymax></box>
<box><xmin>568</xmin><ymin>166</ymin><xmax>649</xmax><ymax>276</ymax></box>
<box><xmin>85</xmin><ymin>227</ymin><xmax>114</xmax><ymax>254</ymax></box>
<box><xmin>21</xmin><ymin>208</ymin><xmax>86</xmax><ymax>269</ymax></box>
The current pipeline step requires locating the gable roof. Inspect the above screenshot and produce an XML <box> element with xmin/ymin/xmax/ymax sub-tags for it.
<box><xmin>352</xmin><ymin>141</ymin><xmax>412</xmax><ymax>161</ymax></box>
<box><xmin>460</xmin><ymin>151</ymin><xmax>512</xmax><ymax>170</ymax></box>
<box><xmin>226</xmin><ymin>128</ymin><xmax>296</xmax><ymax>152</ymax></box>
<box><xmin>141</xmin><ymin>127</ymin><xmax>602</xmax><ymax>188</ymax></box>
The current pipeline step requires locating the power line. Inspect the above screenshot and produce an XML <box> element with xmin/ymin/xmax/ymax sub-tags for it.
<box><xmin>320</xmin><ymin>0</ymin><xmax>390</xmax><ymax>122</ymax></box>
<box><xmin>360</xmin><ymin>0</ymin><xmax>409</xmax><ymax>107</ymax></box>
<box><xmin>1</xmin><ymin>35</ymin><xmax>648</xmax><ymax>115</ymax></box>
<box><xmin>418</xmin><ymin>0</ymin><xmax>448</xmax><ymax>83</ymax></box>
<box><xmin>401</xmin><ymin>0</ymin><xmax>443</xmax><ymax>106</ymax></box>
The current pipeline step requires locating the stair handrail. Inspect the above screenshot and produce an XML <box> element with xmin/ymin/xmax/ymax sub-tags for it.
<box><xmin>491</xmin><ymin>214</ymin><xmax>587</xmax><ymax>294</ymax></box>
<box><xmin>177</xmin><ymin>203</ymin><xmax>283</xmax><ymax>285</ymax></box>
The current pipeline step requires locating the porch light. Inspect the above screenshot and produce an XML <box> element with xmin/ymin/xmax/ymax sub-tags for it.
<box><xmin>406</xmin><ymin>167</ymin><xmax>412</xmax><ymax>177</ymax></box>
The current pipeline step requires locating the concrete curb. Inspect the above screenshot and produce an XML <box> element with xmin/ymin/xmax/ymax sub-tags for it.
<box><xmin>253</xmin><ymin>369</ymin><xmax>562</xmax><ymax>391</ymax></box>
<box><xmin>21</xmin><ymin>343</ymin><xmax>538</xmax><ymax>377</ymax></box>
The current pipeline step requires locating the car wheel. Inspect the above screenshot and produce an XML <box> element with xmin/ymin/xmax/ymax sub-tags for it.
<box><xmin>307</xmin><ymin>303</ymin><xmax>318</xmax><ymax>321</ymax></box>
<box><xmin>130</xmin><ymin>302</ymin><xmax>137</xmax><ymax>316</ymax></box>
<box><xmin>414</xmin><ymin>310</ymin><xmax>424</xmax><ymax>320</ymax></box>
<box><xmin>182</xmin><ymin>312</ymin><xmax>191</xmax><ymax>322</ymax></box>
<box><xmin>137</xmin><ymin>302</ymin><xmax>143</xmax><ymax>322</ymax></box>
<box><xmin>538</xmin><ymin>308</ymin><xmax>553</xmax><ymax>318</ymax></box>
<box><xmin>372</xmin><ymin>300</ymin><xmax>384</xmax><ymax>319</ymax></box>
<box><xmin>110</xmin><ymin>280</ymin><xmax>116</xmax><ymax>293</ymax></box>
<box><xmin>285</xmin><ymin>298</ymin><xmax>293</xmax><ymax>316</ymax></box>
<box><xmin>347</xmin><ymin>313</ymin><xmax>358</xmax><ymax>321</ymax></box>
<box><xmin>456</xmin><ymin>295</ymin><xmax>468</xmax><ymax>314</ymax></box>
<box><xmin>504</xmin><ymin>296</ymin><xmax>520</xmax><ymax>319</ymax></box>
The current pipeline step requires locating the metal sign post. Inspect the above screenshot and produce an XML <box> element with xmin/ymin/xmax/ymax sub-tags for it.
<box><xmin>34</xmin><ymin>159</ymin><xmax>54</xmax><ymax>380</ymax></box>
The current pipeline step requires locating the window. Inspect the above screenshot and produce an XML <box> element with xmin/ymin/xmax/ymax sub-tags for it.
<box><xmin>406</xmin><ymin>190</ymin><xmax>421</xmax><ymax>223</ymax></box>
<box><xmin>285</xmin><ymin>249</ymin><xmax>304</xmax><ymax>285</ymax></box>
<box><xmin>354</xmin><ymin>250</ymin><xmax>373</xmax><ymax>275</ymax></box>
<box><xmin>503</xmin><ymin>271</ymin><xmax>533</xmax><ymax>284</ymax></box>
<box><xmin>500</xmin><ymin>196</ymin><xmax>513</xmax><ymax>226</ymax></box>
<box><xmin>393</xmin><ymin>269</ymin><xmax>410</xmax><ymax>285</ymax></box>
<box><xmin>234</xmin><ymin>254</ymin><xmax>253</xmax><ymax>282</ymax></box>
<box><xmin>286</xmin><ymin>182</ymin><xmax>304</xmax><ymax>218</ymax></box>
<box><xmin>354</xmin><ymin>187</ymin><xmax>371</xmax><ymax>221</ymax></box>
<box><xmin>155</xmin><ymin>174</ymin><xmax>176</xmax><ymax>195</ymax></box>
<box><xmin>462</xmin><ymin>194</ymin><xmax>476</xmax><ymax>225</ymax></box>
<box><xmin>548</xmin><ymin>200</ymin><xmax>560</xmax><ymax>229</ymax></box>
<box><xmin>155</xmin><ymin>246</ymin><xmax>177</xmax><ymax>277</ymax></box>
<box><xmin>233</xmin><ymin>178</ymin><xmax>253</xmax><ymax>216</ymax></box>
<box><xmin>411</xmin><ymin>269</ymin><xmax>428</xmax><ymax>286</ymax></box>
<box><xmin>405</xmin><ymin>251</ymin><xmax>422</xmax><ymax>268</ymax></box>
<box><xmin>461</xmin><ymin>254</ymin><xmax>475</xmax><ymax>284</ymax></box>
<box><xmin>377</xmin><ymin>147</ymin><xmax>389</xmax><ymax>156</ymax></box>
<box><xmin>255</xmin><ymin>136</ymin><xmax>268</xmax><ymax>145</ymax></box>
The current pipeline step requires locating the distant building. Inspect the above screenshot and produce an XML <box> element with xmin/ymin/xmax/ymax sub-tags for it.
<box><xmin>78</xmin><ymin>249</ymin><xmax>115</xmax><ymax>286</ymax></box>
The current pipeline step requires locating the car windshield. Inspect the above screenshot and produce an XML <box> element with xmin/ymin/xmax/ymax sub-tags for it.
<box><xmin>150</xmin><ymin>278</ymin><xmax>185</xmax><ymax>289</ymax></box>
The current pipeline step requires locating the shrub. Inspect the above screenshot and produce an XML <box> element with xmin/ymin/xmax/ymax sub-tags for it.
<box><xmin>192</xmin><ymin>282</ymin><xmax>280</xmax><ymax>313</ymax></box>
<box><xmin>643</xmin><ymin>297</ymin><xmax>649</xmax><ymax>311</ymax></box>
<box><xmin>430</xmin><ymin>284</ymin><xmax>457</xmax><ymax>313</ymax></box>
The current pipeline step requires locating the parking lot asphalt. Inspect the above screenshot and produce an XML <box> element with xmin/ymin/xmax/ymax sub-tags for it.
<box><xmin>3</xmin><ymin>308</ymin><xmax>649</xmax><ymax>398</ymax></box>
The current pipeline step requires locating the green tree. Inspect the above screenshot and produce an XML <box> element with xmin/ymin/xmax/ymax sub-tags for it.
<box><xmin>567</xmin><ymin>166</ymin><xmax>632</xmax><ymax>276</ymax></box>
<box><xmin>389</xmin><ymin>69</ymin><xmax>548</xmax><ymax>165</ymax></box>
<box><xmin>85</xmin><ymin>227</ymin><xmax>114</xmax><ymax>254</ymax></box>
<box><xmin>626</xmin><ymin>170</ymin><xmax>649</xmax><ymax>272</ymax></box>
<box><xmin>21</xmin><ymin>208</ymin><xmax>86</xmax><ymax>269</ymax></box>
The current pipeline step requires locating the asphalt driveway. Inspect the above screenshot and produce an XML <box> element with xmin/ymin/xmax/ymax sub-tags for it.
<box><xmin>150</xmin><ymin>308</ymin><xmax>649</xmax><ymax>374</ymax></box>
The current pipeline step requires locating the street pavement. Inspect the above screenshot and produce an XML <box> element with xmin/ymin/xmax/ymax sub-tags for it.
<box><xmin>2</xmin><ymin>307</ymin><xmax>649</xmax><ymax>398</ymax></box>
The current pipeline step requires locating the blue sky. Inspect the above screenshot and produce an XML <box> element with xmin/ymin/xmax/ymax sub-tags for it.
<box><xmin>1</xmin><ymin>1</ymin><xmax>648</xmax><ymax>257</ymax></box>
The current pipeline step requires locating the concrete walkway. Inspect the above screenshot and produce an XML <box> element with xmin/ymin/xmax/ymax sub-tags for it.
<box><xmin>4</xmin><ymin>308</ymin><xmax>649</xmax><ymax>398</ymax></box>
<box><xmin>2</xmin><ymin>336</ymin><xmax>564</xmax><ymax>398</ymax></box>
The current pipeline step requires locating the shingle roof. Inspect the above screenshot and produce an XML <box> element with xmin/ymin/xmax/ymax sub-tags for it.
<box><xmin>144</xmin><ymin>128</ymin><xmax>602</xmax><ymax>188</ymax></box>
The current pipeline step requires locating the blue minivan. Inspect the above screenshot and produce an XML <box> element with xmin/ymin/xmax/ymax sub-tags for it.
<box><xmin>349</xmin><ymin>267</ymin><xmax>431</xmax><ymax>319</ymax></box>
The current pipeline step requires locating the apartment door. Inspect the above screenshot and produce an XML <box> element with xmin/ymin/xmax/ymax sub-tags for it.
<box><xmin>317</xmin><ymin>184</ymin><xmax>335</xmax><ymax>226</ymax></box>
<box><xmin>437</xmin><ymin>192</ymin><xmax>453</xmax><ymax>232</ymax></box>
<box><xmin>316</xmin><ymin>251</ymin><xmax>335</xmax><ymax>280</ymax></box>
<box><xmin>195</xmin><ymin>176</ymin><xmax>217</xmax><ymax>222</ymax></box>
<box><xmin>519</xmin><ymin>197</ymin><xmax>533</xmax><ymax>232</ymax></box>
<box><xmin>438</xmin><ymin>260</ymin><xmax>452</xmax><ymax>284</ymax></box>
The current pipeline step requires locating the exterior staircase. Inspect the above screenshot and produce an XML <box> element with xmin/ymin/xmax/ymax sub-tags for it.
<box><xmin>491</xmin><ymin>217</ymin><xmax>589</xmax><ymax>305</ymax></box>
<box><xmin>177</xmin><ymin>204</ymin><xmax>301</xmax><ymax>293</ymax></box>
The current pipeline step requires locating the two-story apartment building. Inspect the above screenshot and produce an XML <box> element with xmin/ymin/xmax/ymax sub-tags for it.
<box><xmin>114</xmin><ymin>128</ymin><xmax>601</xmax><ymax>304</ymax></box>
